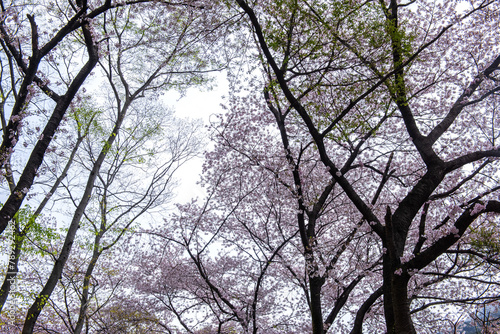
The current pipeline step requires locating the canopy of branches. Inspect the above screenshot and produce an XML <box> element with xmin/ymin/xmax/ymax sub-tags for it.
<box><xmin>0</xmin><ymin>1</ymin><xmax>499</xmax><ymax>334</ymax></box>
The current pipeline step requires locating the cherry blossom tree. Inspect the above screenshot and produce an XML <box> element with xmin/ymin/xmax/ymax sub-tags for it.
<box><xmin>136</xmin><ymin>1</ymin><xmax>500</xmax><ymax>333</ymax></box>
<box><xmin>223</xmin><ymin>0</ymin><xmax>500</xmax><ymax>333</ymax></box>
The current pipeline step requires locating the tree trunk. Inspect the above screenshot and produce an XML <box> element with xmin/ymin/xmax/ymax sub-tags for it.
<box><xmin>383</xmin><ymin>256</ymin><xmax>395</xmax><ymax>332</ymax></box>
<box><xmin>383</xmin><ymin>256</ymin><xmax>415</xmax><ymax>334</ymax></box>
<box><xmin>310</xmin><ymin>276</ymin><xmax>325</xmax><ymax>334</ymax></box>
<box><xmin>391</xmin><ymin>272</ymin><xmax>415</xmax><ymax>334</ymax></box>
<box><xmin>0</xmin><ymin>241</ymin><xmax>21</xmax><ymax>311</ymax></box>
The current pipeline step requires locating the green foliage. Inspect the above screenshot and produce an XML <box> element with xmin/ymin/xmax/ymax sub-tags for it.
<box><xmin>70</xmin><ymin>103</ymin><xmax>104</xmax><ymax>138</ymax></box>
<box><xmin>261</xmin><ymin>0</ymin><xmax>397</xmax><ymax>142</ymax></box>
<box><xmin>11</xmin><ymin>206</ymin><xmax>60</xmax><ymax>257</ymax></box>
<box><xmin>469</xmin><ymin>224</ymin><xmax>500</xmax><ymax>254</ymax></box>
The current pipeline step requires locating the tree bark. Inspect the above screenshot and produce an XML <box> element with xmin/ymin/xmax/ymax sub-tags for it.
<box><xmin>390</xmin><ymin>272</ymin><xmax>415</xmax><ymax>334</ymax></box>
<box><xmin>310</xmin><ymin>276</ymin><xmax>325</xmax><ymax>334</ymax></box>
<box><xmin>0</xmin><ymin>241</ymin><xmax>21</xmax><ymax>311</ymax></box>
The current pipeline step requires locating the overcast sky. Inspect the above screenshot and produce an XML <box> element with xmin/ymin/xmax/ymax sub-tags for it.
<box><xmin>162</xmin><ymin>71</ymin><xmax>229</xmax><ymax>204</ymax></box>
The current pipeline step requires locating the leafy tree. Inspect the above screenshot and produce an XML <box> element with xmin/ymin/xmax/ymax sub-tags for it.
<box><xmin>39</xmin><ymin>101</ymin><xmax>202</xmax><ymax>334</ymax></box>
<box><xmin>0</xmin><ymin>0</ymin><xmax>225</xmax><ymax>333</ymax></box>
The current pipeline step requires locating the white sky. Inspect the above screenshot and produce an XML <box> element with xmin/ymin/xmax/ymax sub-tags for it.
<box><xmin>162</xmin><ymin>71</ymin><xmax>229</xmax><ymax>204</ymax></box>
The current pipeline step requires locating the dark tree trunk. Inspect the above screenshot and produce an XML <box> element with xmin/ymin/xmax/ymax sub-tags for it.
<box><xmin>390</xmin><ymin>272</ymin><xmax>415</xmax><ymax>334</ymax></box>
<box><xmin>383</xmin><ymin>255</ymin><xmax>395</xmax><ymax>332</ymax></box>
<box><xmin>0</xmin><ymin>241</ymin><xmax>21</xmax><ymax>311</ymax></box>
<box><xmin>310</xmin><ymin>276</ymin><xmax>325</xmax><ymax>334</ymax></box>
